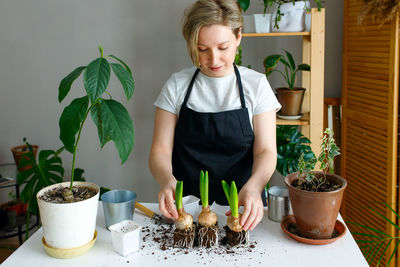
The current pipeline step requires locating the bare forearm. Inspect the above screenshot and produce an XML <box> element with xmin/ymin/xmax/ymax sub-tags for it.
<box><xmin>246</xmin><ymin>149</ymin><xmax>277</xmax><ymax>193</ymax></box>
<box><xmin>149</xmin><ymin>151</ymin><xmax>176</xmax><ymax>188</ymax></box>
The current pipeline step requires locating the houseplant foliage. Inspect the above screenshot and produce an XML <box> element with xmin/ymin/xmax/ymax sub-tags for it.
<box><xmin>264</xmin><ymin>50</ymin><xmax>310</xmax><ymax>116</ymax></box>
<box><xmin>237</xmin><ymin>0</ymin><xmax>324</xmax><ymax>29</ymax></box>
<box><xmin>284</xmin><ymin>128</ymin><xmax>347</xmax><ymax>239</ymax></box>
<box><xmin>348</xmin><ymin>201</ymin><xmax>400</xmax><ymax>266</ymax></box>
<box><xmin>58</xmin><ymin>44</ymin><xmax>135</xmax><ymax>195</ymax></box>
<box><xmin>276</xmin><ymin>125</ymin><xmax>315</xmax><ymax>176</ymax></box>
<box><xmin>35</xmin><ymin>45</ymin><xmax>135</xmax><ymax>253</ymax></box>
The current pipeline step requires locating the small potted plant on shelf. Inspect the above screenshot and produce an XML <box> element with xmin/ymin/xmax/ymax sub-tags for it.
<box><xmin>221</xmin><ymin>180</ymin><xmax>249</xmax><ymax>246</ymax></box>
<box><xmin>11</xmin><ymin>138</ymin><xmax>39</xmax><ymax>172</ymax></box>
<box><xmin>197</xmin><ymin>170</ymin><xmax>218</xmax><ymax>248</ymax></box>
<box><xmin>237</xmin><ymin>0</ymin><xmax>324</xmax><ymax>31</ymax></box>
<box><xmin>173</xmin><ymin>181</ymin><xmax>195</xmax><ymax>248</ymax></box>
<box><xmin>264</xmin><ymin>50</ymin><xmax>310</xmax><ymax>117</ymax></box>
<box><xmin>34</xmin><ymin>44</ymin><xmax>135</xmax><ymax>257</ymax></box>
<box><xmin>284</xmin><ymin>128</ymin><xmax>346</xmax><ymax>240</ymax></box>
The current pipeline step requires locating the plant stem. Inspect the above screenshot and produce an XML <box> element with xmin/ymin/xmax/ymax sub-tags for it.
<box><xmin>175</xmin><ymin>181</ymin><xmax>183</xmax><ymax>211</ymax></box>
<box><xmin>70</xmin><ymin>100</ymin><xmax>99</xmax><ymax>189</ymax></box>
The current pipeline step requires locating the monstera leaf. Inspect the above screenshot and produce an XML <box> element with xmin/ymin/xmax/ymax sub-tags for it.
<box><xmin>17</xmin><ymin>146</ymin><xmax>64</xmax><ymax>215</ymax></box>
<box><xmin>276</xmin><ymin>125</ymin><xmax>316</xmax><ymax>176</ymax></box>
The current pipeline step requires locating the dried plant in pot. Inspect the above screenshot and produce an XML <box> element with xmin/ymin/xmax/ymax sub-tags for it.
<box><xmin>197</xmin><ymin>170</ymin><xmax>218</xmax><ymax>248</ymax></box>
<box><xmin>284</xmin><ymin>128</ymin><xmax>347</xmax><ymax>240</ymax></box>
<box><xmin>221</xmin><ymin>180</ymin><xmax>249</xmax><ymax>246</ymax></box>
<box><xmin>36</xmin><ymin>45</ymin><xmax>135</xmax><ymax>254</ymax></box>
<box><xmin>173</xmin><ymin>181</ymin><xmax>195</xmax><ymax>248</ymax></box>
<box><xmin>264</xmin><ymin>50</ymin><xmax>310</xmax><ymax>116</ymax></box>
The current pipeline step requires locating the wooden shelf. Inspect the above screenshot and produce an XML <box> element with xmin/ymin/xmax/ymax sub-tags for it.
<box><xmin>241</xmin><ymin>8</ymin><xmax>325</xmax><ymax>157</ymax></box>
<box><xmin>242</xmin><ymin>32</ymin><xmax>311</xmax><ymax>37</ymax></box>
<box><xmin>277</xmin><ymin>113</ymin><xmax>310</xmax><ymax>125</ymax></box>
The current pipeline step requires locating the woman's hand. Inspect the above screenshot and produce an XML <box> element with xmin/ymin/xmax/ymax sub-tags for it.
<box><xmin>225</xmin><ymin>183</ymin><xmax>264</xmax><ymax>231</ymax></box>
<box><xmin>237</xmin><ymin>185</ymin><xmax>264</xmax><ymax>231</ymax></box>
<box><xmin>158</xmin><ymin>180</ymin><xmax>179</xmax><ymax>220</ymax></box>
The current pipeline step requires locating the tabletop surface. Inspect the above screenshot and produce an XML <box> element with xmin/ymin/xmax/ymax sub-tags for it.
<box><xmin>1</xmin><ymin>202</ymin><xmax>368</xmax><ymax>267</ymax></box>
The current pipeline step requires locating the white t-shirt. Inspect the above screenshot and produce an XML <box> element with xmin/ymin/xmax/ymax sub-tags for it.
<box><xmin>154</xmin><ymin>66</ymin><xmax>281</xmax><ymax>128</ymax></box>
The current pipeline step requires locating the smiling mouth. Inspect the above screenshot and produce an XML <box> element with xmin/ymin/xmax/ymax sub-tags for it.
<box><xmin>209</xmin><ymin>66</ymin><xmax>222</xmax><ymax>72</ymax></box>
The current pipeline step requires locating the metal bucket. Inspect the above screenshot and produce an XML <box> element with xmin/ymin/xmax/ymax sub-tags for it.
<box><xmin>268</xmin><ymin>186</ymin><xmax>292</xmax><ymax>222</ymax></box>
<box><xmin>101</xmin><ymin>190</ymin><xmax>137</xmax><ymax>229</ymax></box>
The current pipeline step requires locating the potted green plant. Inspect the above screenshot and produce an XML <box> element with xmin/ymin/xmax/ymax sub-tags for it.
<box><xmin>284</xmin><ymin>128</ymin><xmax>346</xmax><ymax>239</ymax></box>
<box><xmin>35</xmin><ymin>45</ymin><xmax>135</xmax><ymax>255</ymax></box>
<box><xmin>264</xmin><ymin>50</ymin><xmax>310</xmax><ymax>116</ymax></box>
<box><xmin>11</xmin><ymin>138</ymin><xmax>39</xmax><ymax>172</ymax></box>
<box><xmin>237</xmin><ymin>0</ymin><xmax>324</xmax><ymax>31</ymax></box>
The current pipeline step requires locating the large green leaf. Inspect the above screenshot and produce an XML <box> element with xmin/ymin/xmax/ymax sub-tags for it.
<box><xmin>237</xmin><ymin>0</ymin><xmax>250</xmax><ymax>11</ymax></box>
<box><xmin>263</xmin><ymin>55</ymin><xmax>281</xmax><ymax>76</ymax></box>
<box><xmin>285</xmin><ymin>50</ymin><xmax>296</xmax><ymax>71</ymax></box>
<box><xmin>17</xmin><ymin>149</ymin><xmax>64</xmax><ymax>215</ymax></box>
<box><xmin>59</xmin><ymin>96</ymin><xmax>89</xmax><ymax>153</ymax></box>
<box><xmin>108</xmin><ymin>54</ymin><xmax>132</xmax><ymax>75</ymax></box>
<box><xmin>90</xmin><ymin>99</ymin><xmax>134</xmax><ymax>163</ymax></box>
<box><xmin>276</xmin><ymin>125</ymin><xmax>315</xmax><ymax>176</ymax></box>
<box><xmin>58</xmin><ymin>66</ymin><xmax>86</xmax><ymax>103</ymax></box>
<box><xmin>110</xmin><ymin>63</ymin><xmax>135</xmax><ymax>100</ymax></box>
<box><xmin>83</xmin><ymin>57</ymin><xmax>111</xmax><ymax>103</ymax></box>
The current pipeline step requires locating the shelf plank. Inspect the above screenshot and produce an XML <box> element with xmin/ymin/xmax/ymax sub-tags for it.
<box><xmin>242</xmin><ymin>32</ymin><xmax>311</xmax><ymax>37</ymax></box>
<box><xmin>276</xmin><ymin>113</ymin><xmax>310</xmax><ymax>125</ymax></box>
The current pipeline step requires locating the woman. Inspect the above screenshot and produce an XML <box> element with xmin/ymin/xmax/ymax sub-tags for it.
<box><xmin>149</xmin><ymin>0</ymin><xmax>280</xmax><ymax>231</ymax></box>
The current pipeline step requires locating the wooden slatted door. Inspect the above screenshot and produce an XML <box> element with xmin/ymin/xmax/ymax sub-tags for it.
<box><xmin>342</xmin><ymin>0</ymin><xmax>399</xmax><ymax>266</ymax></box>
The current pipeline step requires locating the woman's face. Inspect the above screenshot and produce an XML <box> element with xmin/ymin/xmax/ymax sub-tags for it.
<box><xmin>197</xmin><ymin>24</ymin><xmax>241</xmax><ymax>78</ymax></box>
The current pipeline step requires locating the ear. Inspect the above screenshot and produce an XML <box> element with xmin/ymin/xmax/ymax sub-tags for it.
<box><xmin>236</xmin><ymin>27</ymin><xmax>242</xmax><ymax>46</ymax></box>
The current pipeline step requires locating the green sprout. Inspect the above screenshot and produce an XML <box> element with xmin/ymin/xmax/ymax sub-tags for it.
<box><xmin>200</xmin><ymin>170</ymin><xmax>209</xmax><ymax>208</ymax></box>
<box><xmin>221</xmin><ymin>180</ymin><xmax>239</xmax><ymax>218</ymax></box>
<box><xmin>175</xmin><ymin>181</ymin><xmax>183</xmax><ymax>211</ymax></box>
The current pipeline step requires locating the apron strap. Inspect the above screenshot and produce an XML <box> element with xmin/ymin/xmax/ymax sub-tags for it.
<box><xmin>182</xmin><ymin>64</ymin><xmax>246</xmax><ymax>108</ymax></box>
<box><xmin>234</xmin><ymin>64</ymin><xmax>246</xmax><ymax>109</ymax></box>
<box><xmin>182</xmin><ymin>68</ymin><xmax>200</xmax><ymax>107</ymax></box>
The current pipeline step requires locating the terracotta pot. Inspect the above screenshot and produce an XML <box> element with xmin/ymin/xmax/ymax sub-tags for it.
<box><xmin>284</xmin><ymin>171</ymin><xmax>347</xmax><ymax>239</ymax></box>
<box><xmin>1</xmin><ymin>201</ymin><xmax>27</xmax><ymax>216</ymax></box>
<box><xmin>275</xmin><ymin>87</ymin><xmax>305</xmax><ymax>116</ymax></box>
<box><xmin>11</xmin><ymin>144</ymin><xmax>38</xmax><ymax>172</ymax></box>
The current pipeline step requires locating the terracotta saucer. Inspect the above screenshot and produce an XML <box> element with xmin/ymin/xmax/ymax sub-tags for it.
<box><xmin>280</xmin><ymin>215</ymin><xmax>346</xmax><ymax>245</ymax></box>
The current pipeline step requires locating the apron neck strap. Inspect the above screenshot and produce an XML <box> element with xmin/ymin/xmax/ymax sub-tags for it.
<box><xmin>182</xmin><ymin>64</ymin><xmax>246</xmax><ymax>108</ymax></box>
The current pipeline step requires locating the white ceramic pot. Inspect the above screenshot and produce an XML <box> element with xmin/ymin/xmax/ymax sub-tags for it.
<box><xmin>37</xmin><ymin>181</ymin><xmax>100</xmax><ymax>249</ymax></box>
<box><xmin>271</xmin><ymin>1</ymin><xmax>310</xmax><ymax>32</ymax></box>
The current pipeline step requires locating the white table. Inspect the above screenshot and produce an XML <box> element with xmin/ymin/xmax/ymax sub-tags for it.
<box><xmin>1</xmin><ymin>203</ymin><xmax>368</xmax><ymax>267</ymax></box>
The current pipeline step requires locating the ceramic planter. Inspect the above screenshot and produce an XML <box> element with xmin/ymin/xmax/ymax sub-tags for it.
<box><xmin>109</xmin><ymin>220</ymin><xmax>141</xmax><ymax>256</ymax></box>
<box><xmin>37</xmin><ymin>181</ymin><xmax>100</xmax><ymax>250</ymax></box>
<box><xmin>11</xmin><ymin>144</ymin><xmax>38</xmax><ymax>172</ymax></box>
<box><xmin>285</xmin><ymin>171</ymin><xmax>347</xmax><ymax>239</ymax></box>
<box><xmin>271</xmin><ymin>1</ymin><xmax>310</xmax><ymax>32</ymax></box>
<box><xmin>275</xmin><ymin>87</ymin><xmax>305</xmax><ymax>116</ymax></box>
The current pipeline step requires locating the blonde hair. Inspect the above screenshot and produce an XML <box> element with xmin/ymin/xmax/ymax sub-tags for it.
<box><xmin>182</xmin><ymin>0</ymin><xmax>243</xmax><ymax>67</ymax></box>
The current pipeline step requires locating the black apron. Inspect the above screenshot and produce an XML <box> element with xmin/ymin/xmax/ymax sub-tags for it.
<box><xmin>172</xmin><ymin>65</ymin><xmax>266</xmax><ymax>205</ymax></box>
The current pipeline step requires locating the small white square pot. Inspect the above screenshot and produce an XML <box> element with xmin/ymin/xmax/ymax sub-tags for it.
<box><xmin>254</xmin><ymin>14</ymin><xmax>271</xmax><ymax>33</ymax></box>
<box><xmin>109</xmin><ymin>220</ymin><xmax>141</xmax><ymax>256</ymax></box>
